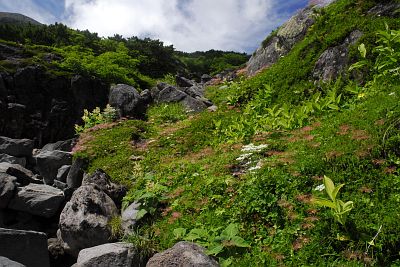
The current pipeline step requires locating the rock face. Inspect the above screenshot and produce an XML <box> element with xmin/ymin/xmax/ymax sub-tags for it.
<box><xmin>0</xmin><ymin>154</ymin><xmax>26</xmax><ymax>167</ymax></box>
<box><xmin>109</xmin><ymin>84</ymin><xmax>147</xmax><ymax>118</ymax></box>
<box><xmin>76</xmin><ymin>242</ymin><xmax>136</xmax><ymax>267</ymax></box>
<box><xmin>8</xmin><ymin>184</ymin><xmax>65</xmax><ymax>218</ymax></box>
<box><xmin>0</xmin><ymin>256</ymin><xmax>26</xmax><ymax>267</ymax></box>
<box><xmin>0</xmin><ymin>65</ymin><xmax>109</xmax><ymax>146</ymax></box>
<box><xmin>0</xmin><ymin>227</ymin><xmax>50</xmax><ymax>267</ymax></box>
<box><xmin>0</xmin><ymin>136</ymin><xmax>33</xmax><ymax>157</ymax></box>
<box><xmin>0</xmin><ymin>173</ymin><xmax>17</xmax><ymax>208</ymax></box>
<box><xmin>0</xmin><ymin>162</ymin><xmax>40</xmax><ymax>186</ymax></box>
<box><xmin>313</xmin><ymin>30</ymin><xmax>363</xmax><ymax>82</ymax></box>
<box><xmin>34</xmin><ymin>150</ymin><xmax>72</xmax><ymax>184</ymax></box>
<box><xmin>59</xmin><ymin>185</ymin><xmax>118</xmax><ymax>256</ymax></box>
<box><xmin>146</xmin><ymin>242</ymin><xmax>219</xmax><ymax>267</ymax></box>
<box><xmin>246</xmin><ymin>1</ymin><xmax>336</xmax><ymax>75</ymax></box>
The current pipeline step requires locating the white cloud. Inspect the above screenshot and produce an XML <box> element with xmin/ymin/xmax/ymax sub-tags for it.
<box><xmin>63</xmin><ymin>0</ymin><xmax>288</xmax><ymax>52</ymax></box>
<box><xmin>0</xmin><ymin>0</ymin><xmax>56</xmax><ymax>24</ymax></box>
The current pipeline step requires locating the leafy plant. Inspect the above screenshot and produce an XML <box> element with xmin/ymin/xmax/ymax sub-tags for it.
<box><xmin>74</xmin><ymin>104</ymin><xmax>118</xmax><ymax>133</ymax></box>
<box><xmin>313</xmin><ymin>176</ymin><xmax>354</xmax><ymax>225</ymax></box>
<box><xmin>108</xmin><ymin>216</ymin><xmax>123</xmax><ymax>239</ymax></box>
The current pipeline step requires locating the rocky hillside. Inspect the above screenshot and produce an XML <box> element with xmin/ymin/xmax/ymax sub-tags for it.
<box><xmin>1</xmin><ymin>0</ymin><xmax>400</xmax><ymax>266</ymax></box>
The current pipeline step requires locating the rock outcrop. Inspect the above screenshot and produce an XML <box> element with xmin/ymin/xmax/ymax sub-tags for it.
<box><xmin>146</xmin><ymin>242</ymin><xmax>219</xmax><ymax>267</ymax></box>
<box><xmin>109</xmin><ymin>84</ymin><xmax>148</xmax><ymax>119</ymax></box>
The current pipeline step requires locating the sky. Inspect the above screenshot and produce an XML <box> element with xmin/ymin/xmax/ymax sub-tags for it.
<box><xmin>0</xmin><ymin>0</ymin><xmax>310</xmax><ymax>53</ymax></box>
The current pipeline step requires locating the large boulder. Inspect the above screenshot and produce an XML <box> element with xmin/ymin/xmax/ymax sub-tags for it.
<box><xmin>82</xmin><ymin>169</ymin><xmax>127</xmax><ymax>207</ymax></box>
<box><xmin>0</xmin><ymin>162</ymin><xmax>40</xmax><ymax>185</ymax></box>
<box><xmin>157</xmin><ymin>86</ymin><xmax>187</xmax><ymax>103</ymax></box>
<box><xmin>181</xmin><ymin>96</ymin><xmax>208</xmax><ymax>113</ymax></box>
<box><xmin>76</xmin><ymin>242</ymin><xmax>137</xmax><ymax>267</ymax></box>
<box><xmin>0</xmin><ymin>153</ymin><xmax>26</xmax><ymax>167</ymax></box>
<box><xmin>0</xmin><ymin>136</ymin><xmax>33</xmax><ymax>157</ymax></box>
<box><xmin>0</xmin><ymin>228</ymin><xmax>50</xmax><ymax>267</ymax></box>
<box><xmin>8</xmin><ymin>184</ymin><xmax>64</xmax><ymax>218</ymax></box>
<box><xmin>0</xmin><ymin>256</ymin><xmax>26</xmax><ymax>267</ymax></box>
<box><xmin>41</xmin><ymin>139</ymin><xmax>75</xmax><ymax>152</ymax></box>
<box><xmin>146</xmin><ymin>242</ymin><xmax>219</xmax><ymax>267</ymax></box>
<box><xmin>175</xmin><ymin>76</ymin><xmax>196</xmax><ymax>88</ymax></box>
<box><xmin>34</xmin><ymin>150</ymin><xmax>72</xmax><ymax>184</ymax></box>
<box><xmin>121</xmin><ymin>201</ymin><xmax>141</xmax><ymax>234</ymax></box>
<box><xmin>66</xmin><ymin>157</ymin><xmax>88</xmax><ymax>189</ymax></box>
<box><xmin>313</xmin><ymin>30</ymin><xmax>363</xmax><ymax>82</ymax></box>
<box><xmin>56</xmin><ymin>165</ymin><xmax>71</xmax><ymax>183</ymax></box>
<box><xmin>0</xmin><ymin>173</ymin><xmax>17</xmax><ymax>208</ymax></box>
<box><xmin>109</xmin><ymin>84</ymin><xmax>146</xmax><ymax>118</ymax></box>
<box><xmin>59</xmin><ymin>185</ymin><xmax>118</xmax><ymax>256</ymax></box>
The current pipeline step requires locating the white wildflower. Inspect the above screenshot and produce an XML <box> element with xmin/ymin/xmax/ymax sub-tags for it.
<box><xmin>236</xmin><ymin>153</ymin><xmax>253</xmax><ymax>161</ymax></box>
<box><xmin>314</xmin><ymin>184</ymin><xmax>325</xmax><ymax>191</ymax></box>
<box><xmin>241</xmin><ymin>143</ymin><xmax>268</xmax><ymax>153</ymax></box>
<box><xmin>389</xmin><ymin>92</ymin><xmax>396</xmax><ymax>96</ymax></box>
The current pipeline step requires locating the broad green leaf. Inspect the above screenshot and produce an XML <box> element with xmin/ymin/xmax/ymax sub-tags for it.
<box><xmin>312</xmin><ymin>197</ymin><xmax>336</xmax><ymax>209</ymax></box>
<box><xmin>220</xmin><ymin>258</ymin><xmax>233</xmax><ymax>267</ymax></box>
<box><xmin>332</xmin><ymin>183</ymin><xmax>345</xmax><ymax>200</ymax></box>
<box><xmin>231</xmin><ymin>236</ymin><xmax>251</xmax><ymax>248</ymax></box>
<box><xmin>173</xmin><ymin>228</ymin><xmax>187</xmax><ymax>239</ymax></box>
<box><xmin>358</xmin><ymin>43</ymin><xmax>367</xmax><ymax>58</ymax></box>
<box><xmin>323</xmin><ymin>176</ymin><xmax>335</xmax><ymax>201</ymax></box>
<box><xmin>221</xmin><ymin>223</ymin><xmax>239</xmax><ymax>239</ymax></box>
<box><xmin>349</xmin><ymin>61</ymin><xmax>367</xmax><ymax>71</ymax></box>
<box><xmin>206</xmin><ymin>244</ymin><xmax>224</xmax><ymax>256</ymax></box>
<box><xmin>185</xmin><ymin>228</ymin><xmax>208</xmax><ymax>241</ymax></box>
<box><xmin>135</xmin><ymin>209</ymin><xmax>148</xmax><ymax>220</ymax></box>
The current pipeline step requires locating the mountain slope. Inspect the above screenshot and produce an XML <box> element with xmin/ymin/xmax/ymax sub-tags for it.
<box><xmin>0</xmin><ymin>12</ymin><xmax>41</xmax><ymax>25</ymax></box>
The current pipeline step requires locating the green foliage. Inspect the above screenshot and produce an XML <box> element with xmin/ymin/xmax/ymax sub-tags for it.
<box><xmin>147</xmin><ymin>103</ymin><xmax>188</xmax><ymax>124</ymax></box>
<box><xmin>108</xmin><ymin>216</ymin><xmax>124</xmax><ymax>239</ymax></box>
<box><xmin>74</xmin><ymin>105</ymin><xmax>118</xmax><ymax>133</ymax></box>
<box><xmin>313</xmin><ymin>176</ymin><xmax>354</xmax><ymax>225</ymax></box>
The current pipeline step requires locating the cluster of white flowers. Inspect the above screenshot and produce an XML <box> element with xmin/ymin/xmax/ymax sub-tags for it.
<box><xmin>241</xmin><ymin>143</ymin><xmax>268</xmax><ymax>153</ymax></box>
<box><xmin>314</xmin><ymin>184</ymin><xmax>325</xmax><ymax>191</ymax></box>
<box><xmin>236</xmin><ymin>153</ymin><xmax>253</xmax><ymax>161</ymax></box>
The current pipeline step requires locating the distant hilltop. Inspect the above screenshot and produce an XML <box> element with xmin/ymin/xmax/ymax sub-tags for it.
<box><xmin>0</xmin><ymin>12</ymin><xmax>42</xmax><ymax>25</ymax></box>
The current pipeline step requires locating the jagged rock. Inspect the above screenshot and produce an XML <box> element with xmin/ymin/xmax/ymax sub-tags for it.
<box><xmin>0</xmin><ymin>162</ymin><xmax>40</xmax><ymax>185</ymax></box>
<box><xmin>368</xmin><ymin>2</ymin><xmax>400</xmax><ymax>17</ymax></box>
<box><xmin>121</xmin><ymin>201</ymin><xmax>140</xmax><ymax>234</ymax></box>
<box><xmin>0</xmin><ymin>228</ymin><xmax>50</xmax><ymax>267</ymax></box>
<box><xmin>59</xmin><ymin>185</ymin><xmax>118</xmax><ymax>256</ymax></box>
<box><xmin>42</xmin><ymin>139</ymin><xmax>75</xmax><ymax>152</ymax></box>
<box><xmin>76</xmin><ymin>242</ymin><xmax>137</xmax><ymax>267</ymax></box>
<box><xmin>56</xmin><ymin>165</ymin><xmax>71</xmax><ymax>183</ymax></box>
<box><xmin>185</xmin><ymin>86</ymin><xmax>204</xmax><ymax>98</ymax></box>
<box><xmin>157</xmin><ymin>86</ymin><xmax>187</xmax><ymax>103</ymax></box>
<box><xmin>0</xmin><ymin>153</ymin><xmax>26</xmax><ymax>167</ymax></box>
<box><xmin>48</xmin><ymin>237</ymin><xmax>76</xmax><ymax>267</ymax></box>
<box><xmin>8</xmin><ymin>184</ymin><xmax>64</xmax><ymax>218</ymax></box>
<box><xmin>34</xmin><ymin>150</ymin><xmax>72</xmax><ymax>184</ymax></box>
<box><xmin>201</xmin><ymin>74</ymin><xmax>212</xmax><ymax>84</ymax></box>
<box><xmin>181</xmin><ymin>96</ymin><xmax>208</xmax><ymax>113</ymax></box>
<box><xmin>0</xmin><ymin>136</ymin><xmax>33</xmax><ymax>157</ymax></box>
<box><xmin>0</xmin><ymin>256</ymin><xmax>26</xmax><ymax>267</ymax></box>
<box><xmin>109</xmin><ymin>84</ymin><xmax>146</xmax><ymax>118</ymax></box>
<box><xmin>146</xmin><ymin>242</ymin><xmax>218</xmax><ymax>267</ymax></box>
<box><xmin>66</xmin><ymin>157</ymin><xmax>87</xmax><ymax>189</ymax></box>
<box><xmin>0</xmin><ymin>173</ymin><xmax>17</xmax><ymax>208</ymax></box>
<box><xmin>175</xmin><ymin>76</ymin><xmax>196</xmax><ymax>88</ymax></box>
<box><xmin>82</xmin><ymin>169</ymin><xmax>127</xmax><ymax>207</ymax></box>
<box><xmin>140</xmin><ymin>89</ymin><xmax>153</xmax><ymax>105</ymax></box>
<box><xmin>313</xmin><ymin>30</ymin><xmax>363</xmax><ymax>82</ymax></box>
<box><xmin>53</xmin><ymin>180</ymin><xmax>68</xmax><ymax>190</ymax></box>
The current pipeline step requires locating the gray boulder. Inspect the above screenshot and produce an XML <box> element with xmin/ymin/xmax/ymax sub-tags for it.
<box><xmin>0</xmin><ymin>154</ymin><xmax>26</xmax><ymax>167</ymax></box>
<box><xmin>82</xmin><ymin>169</ymin><xmax>127</xmax><ymax>207</ymax></box>
<box><xmin>176</xmin><ymin>76</ymin><xmax>196</xmax><ymax>88</ymax></box>
<box><xmin>181</xmin><ymin>96</ymin><xmax>208</xmax><ymax>113</ymax></box>
<box><xmin>41</xmin><ymin>139</ymin><xmax>75</xmax><ymax>152</ymax></box>
<box><xmin>121</xmin><ymin>201</ymin><xmax>141</xmax><ymax>234</ymax></box>
<box><xmin>34</xmin><ymin>150</ymin><xmax>72</xmax><ymax>184</ymax></box>
<box><xmin>76</xmin><ymin>242</ymin><xmax>136</xmax><ymax>267</ymax></box>
<box><xmin>157</xmin><ymin>86</ymin><xmax>187</xmax><ymax>103</ymax></box>
<box><xmin>0</xmin><ymin>256</ymin><xmax>26</xmax><ymax>267</ymax></box>
<box><xmin>368</xmin><ymin>2</ymin><xmax>400</xmax><ymax>17</ymax></box>
<box><xmin>56</xmin><ymin>165</ymin><xmax>71</xmax><ymax>183</ymax></box>
<box><xmin>185</xmin><ymin>86</ymin><xmax>205</xmax><ymax>99</ymax></box>
<box><xmin>201</xmin><ymin>74</ymin><xmax>212</xmax><ymax>84</ymax></box>
<box><xmin>313</xmin><ymin>30</ymin><xmax>363</xmax><ymax>82</ymax></box>
<box><xmin>0</xmin><ymin>162</ymin><xmax>40</xmax><ymax>185</ymax></box>
<box><xmin>66</xmin><ymin>157</ymin><xmax>88</xmax><ymax>189</ymax></box>
<box><xmin>0</xmin><ymin>228</ymin><xmax>50</xmax><ymax>267</ymax></box>
<box><xmin>8</xmin><ymin>184</ymin><xmax>64</xmax><ymax>218</ymax></box>
<box><xmin>0</xmin><ymin>136</ymin><xmax>33</xmax><ymax>157</ymax></box>
<box><xmin>59</xmin><ymin>185</ymin><xmax>118</xmax><ymax>256</ymax></box>
<box><xmin>109</xmin><ymin>84</ymin><xmax>146</xmax><ymax>118</ymax></box>
<box><xmin>0</xmin><ymin>173</ymin><xmax>17</xmax><ymax>209</ymax></box>
<box><xmin>146</xmin><ymin>242</ymin><xmax>218</xmax><ymax>267</ymax></box>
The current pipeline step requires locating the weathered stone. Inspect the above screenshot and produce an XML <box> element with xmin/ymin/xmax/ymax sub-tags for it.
<box><xmin>181</xmin><ymin>96</ymin><xmax>208</xmax><ymax>113</ymax></box>
<box><xmin>34</xmin><ymin>150</ymin><xmax>72</xmax><ymax>184</ymax></box>
<box><xmin>0</xmin><ymin>173</ymin><xmax>17</xmax><ymax>208</ymax></box>
<box><xmin>121</xmin><ymin>201</ymin><xmax>140</xmax><ymax>234</ymax></box>
<box><xmin>82</xmin><ymin>169</ymin><xmax>127</xmax><ymax>207</ymax></box>
<box><xmin>0</xmin><ymin>162</ymin><xmax>40</xmax><ymax>185</ymax></box>
<box><xmin>185</xmin><ymin>86</ymin><xmax>204</xmax><ymax>99</ymax></box>
<box><xmin>0</xmin><ymin>153</ymin><xmax>26</xmax><ymax>167</ymax></box>
<box><xmin>146</xmin><ymin>242</ymin><xmax>218</xmax><ymax>267</ymax></box>
<box><xmin>0</xmin><ymin>256</ymin><xmax>26</xmax><ymax>267</ymax></box>
<box><xmin>53</xmin><ymin>180</ymin><xmax>68</xmax><ymax>190</ymax></box>
<box><xmin>109</xmin><ymin>84</ymin><xmax>146</xmax><ymax>118</ymax></box>
<box><xmin>368</xmin><ymin>2</ymin><xmax>400</xmax><ymax>17</ymax></box>
<box><xmin>66</xmin><ymin>158</ymin><xmax>87</xmax><ymax>188</ymax></box>
<box><xmin>76</xmin><ymin>242</ymin><xmax>136</xmax><ymax>267</ymax></box>
<box><xmin>8</xmin><ymin>184</ymin><xmax>64</xmax><ymax>218</ymax></box>
<box><xmin>0</xmin><ymin>136</ymin><xmax>33</xmax><ymax>157</ymax></box>
<box><xmin>59</xmin><ymin>185</ymin><xmax>118</xmax><ymax>256</ymax></box>
<box><xmin>157</xmin><ymin>86</ymin><xmax>187</xmax><ymax>103</ymax></box>
<box><xmin>176</xmin><ymin>76</ymin><xmax>196</xmax><ymax>88</ymax></box>
<box><xmin>42</xmin><ymin>139</ymin><xmax>75</xmax><ymax>152</ymax></box>
<box><xmin>0</xmin><ymin>228</ymin><xmax>50</xmax><ymax>267</ymax></box>
<box><xmin>201</xmin><ymin>74</ymin><xmax>212</xmax><ymax>84</ymax></box>
<box><xmin>56</xmin><ymin>165</ymin><xmax>71</xmax><ymax>183</ymax></box>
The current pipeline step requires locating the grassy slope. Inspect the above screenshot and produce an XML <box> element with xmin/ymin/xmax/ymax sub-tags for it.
<box><xmin>74</xmin><ymin>0</ymin><xmax>400</xmax><ymax>266</ymax></box>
